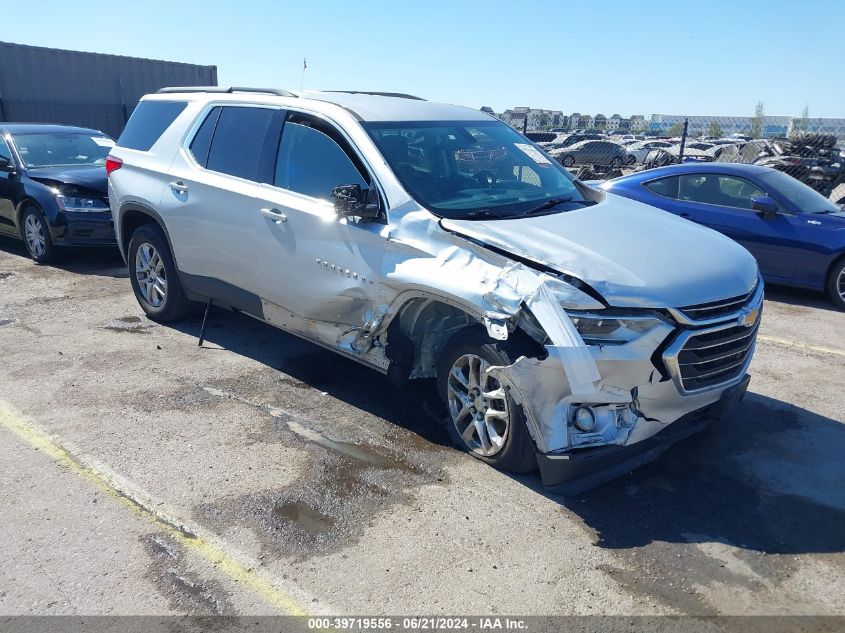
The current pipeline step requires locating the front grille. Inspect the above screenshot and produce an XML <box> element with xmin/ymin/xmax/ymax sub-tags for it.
<box><xmin>679</xmin><ymin>281</ymin><xmax>758</xmax><ymax>322</ymax></box>
<box><xmin>675</xmin><ymin>317</ymin><xmax>760</xmax><ymax>391</ymax></box>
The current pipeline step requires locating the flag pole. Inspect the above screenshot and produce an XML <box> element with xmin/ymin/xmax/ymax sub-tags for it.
<box><xmin>300</xmin><ymin>58</ymin><xmax>307</xmax><ymax>90</ymax></box>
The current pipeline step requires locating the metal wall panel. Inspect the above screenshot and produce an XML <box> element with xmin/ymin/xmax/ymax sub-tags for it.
<box><xmin>0</xmin><ymin>42</ymin><xmax>217</xmax><ymax>138</ymax></box>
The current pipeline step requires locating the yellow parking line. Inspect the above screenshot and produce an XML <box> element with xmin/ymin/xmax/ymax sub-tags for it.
<box><xmin>757</xmin><ymin>334</ymin><xmax>845</xmax><ymax>358</ymax></box>
<box><xmin>0</xmin><ymin>403</ymin><xmax>311</xmax><ymax>616</ymax></box>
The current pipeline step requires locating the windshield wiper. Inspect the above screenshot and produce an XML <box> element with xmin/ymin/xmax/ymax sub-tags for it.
<box><xmin>522</xmin><ymin>197</ymin><xmax>594</xmax><ymax>216</ymax></box>
<box><xmin>462</xmin><ymin>208</ymin><xmax>511</xmax><ymax>220</ymax></box>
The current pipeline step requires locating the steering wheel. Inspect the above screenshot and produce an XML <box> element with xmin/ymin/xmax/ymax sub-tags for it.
<box><xmin>473</xmin><ymin>170</ymin><xmax>498</xmax><ymax>187</ymax></box>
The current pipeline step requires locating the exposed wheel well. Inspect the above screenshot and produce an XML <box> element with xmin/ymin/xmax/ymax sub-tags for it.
<box><xmin>388</xmin><ymin>298</ymin><xmax>545</xmax><ymax>380</ymax></box>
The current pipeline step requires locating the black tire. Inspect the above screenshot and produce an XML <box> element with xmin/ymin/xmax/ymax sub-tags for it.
<box><xmin>609</xmin><ymin>156</ymin><xmax>623</xmax><ymax>168</ymax></box>
<box><xmin>562</xmin><ymin>155</ymin><xmax>575</xmax><ymax>167</ymax></box>
<box><xmin>437</xmin><ymin>327</ymin><xmax>538</xmax><ymax>474</ymax></box>
<box><xmin>20</xmin><ymin>206</ymin><xmax>57</xmax><ymax>263</ymax></box>
<box><xmin>826</xmin><ymin>256</ymin><xmax>845</xmax><ymax>309</ymax></box>
<box><xmin>128</xmin><ymin>223</ymin><xmax>193</xmax><ymax>322</ymax></box>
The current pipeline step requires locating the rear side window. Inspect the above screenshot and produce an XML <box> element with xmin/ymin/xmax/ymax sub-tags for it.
<box><xmin>274</xmin><ymin>119</ymin><xmax>367</xmax><ymax>200</ymax></box>
<box><xmin>117</xmin><ymin>101</ymin><xmax>187</xmax><ymax>151</ymax></box>
<box><xmin>206</xmin><ymin>107</ymin><xmax>277</xmax><ymax>181</ymax></box>
<box><xmin>189</xmin><ymin>107</ymin><xmax>221</xmax><ymax>167</ymax></box>
<box><xmin>644</xmin><ymin>176</ymin><xmax>679</xmax><ymax>198</ymax></box>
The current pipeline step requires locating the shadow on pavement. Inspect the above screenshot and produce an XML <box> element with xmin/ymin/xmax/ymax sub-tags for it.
<box><xmin>170</xmin><ymin>305</ymin><xmax>845</xmax><ymax>557</ymax></box>
<box><xmin>764</xmin><ymin>282</ymin><xmax>840</xmax><ymax>313</ymax></box>
<box><xmin>540</xmin><ymin>392</ymin><xmax>845</xmax><ymax>556</ymax></box>
<box><xmin>169</xmin><ymin>307</ymin><xmax>452</xmax><ymax>449</ymax></box>
<box><xmin>0</xmin><ymin>235</ymin><xmax>126</xmax><ymax>279</ymax></box>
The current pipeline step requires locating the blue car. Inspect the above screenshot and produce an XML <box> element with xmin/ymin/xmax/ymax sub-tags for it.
<box><xmin>600</xmin><ymin>163</ymin><xmax>845</xmax><ymax>308</ymax></box>
<box><xmin>0</xmin><ymin>124</ymin><xmax>115</xmax><ymax>263</ymax></box>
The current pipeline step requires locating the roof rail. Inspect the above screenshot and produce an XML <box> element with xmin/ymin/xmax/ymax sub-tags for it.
<box><xmin>326</xmin><ymin>90</ymin><xmax>425</xmax><ymax>101</ymax></box>
<box><xmin>156</xmin><ymin>86</ymin><xmax>298</xmax><ymax>98</ymax></box>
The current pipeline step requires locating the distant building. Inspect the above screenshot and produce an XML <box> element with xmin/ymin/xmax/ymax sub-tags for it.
<box><xmin>629</xmin><ymin>115</ymin><xmax>647</xmax><ymax>133</ymax></box>
<box><xmin>500</xmin><ymin>106</ymin><xmax>565</xmax><ymax>131</ymax></box>
<box><xmin>790</xmin><ymin>117</ymin><xmax>845</xmax><ymax>139</ymax></box>
<box><xmin>650</xmin><ymin>114</ymin><xmax>792</xmax><ymax>137</ymax></box>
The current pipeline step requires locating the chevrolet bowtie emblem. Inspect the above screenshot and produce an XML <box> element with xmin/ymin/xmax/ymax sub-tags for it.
<box><xmin>739</xmin><ymin>305</ymin><xmax>760</xmax><ymax>328</ymax></box>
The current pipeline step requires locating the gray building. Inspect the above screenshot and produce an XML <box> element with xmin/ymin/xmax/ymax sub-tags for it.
<box><xmin>0</xmin><ymin>41</ymin><xmax>217</xmax><ymax>138</ymax></box>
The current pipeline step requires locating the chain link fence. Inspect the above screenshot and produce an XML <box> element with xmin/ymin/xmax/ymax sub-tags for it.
<box><xmin>514</xmin><ymin>117</ymin><xmax>845</xmax><ymax>205</ymax></box>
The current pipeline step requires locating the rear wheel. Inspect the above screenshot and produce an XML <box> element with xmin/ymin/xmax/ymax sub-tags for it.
<box><xmin>609</xmin><ymin>156</ymin><xmax>623</xmax><ymax>168</ymax></box>
<box><xmin>437</xmin><ymin>328</ymin><xmax>537</xmax><ymax>473</ymax></box>
<box><xmin>128</xmin><ymin>223</ymin><xmax>193</xmax><ymax>322</ymax></box>
<box><xmin>826</xmin><ymin>256</ymin><xmax>845</xmax><ymax>309</ymax></box>
<box><xmin>562</xmin><ymin>155</ymin><xmax>575</xmax><ymax>167</ymax></box>
<box><xmin>21</xmin><ymin>206</ymin><xmax>57</xmax><ymax>263</ymax></box>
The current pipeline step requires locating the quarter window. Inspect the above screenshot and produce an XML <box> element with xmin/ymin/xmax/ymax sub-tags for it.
<box><xmin>274</xmin><ymin>118</ymin><xmax>367</xmax><ymax>200</ymax></box>
<box><xmin>644</xmin><ymin>176</ymin><xmax>680</xmax><ymax>198</ymax></box>
<box><xmin>206</xmin><ymin>107</ymin><xmax>277</xmax><ymax>181</ymax></box>
<box><xmin>118</xmin><ymin>101</ymin><xmax>187</xmax><ymax>151</ymax></box>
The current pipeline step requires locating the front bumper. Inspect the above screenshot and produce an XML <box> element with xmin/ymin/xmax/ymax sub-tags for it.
<box><xmin>536</xmin><ymin>373</ymin><xmax>750</xmax><ymax>495</ymax></box>
<box><xmin>49</xmin><ymin>211</ymin><xmax>117</xmax><ymax>247</ymax></box>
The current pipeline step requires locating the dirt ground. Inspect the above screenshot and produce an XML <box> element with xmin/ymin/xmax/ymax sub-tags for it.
<box><xmin>0</xmin><ymin>238</ymin><xmax>843</xmax><ymax>617</ymax></box>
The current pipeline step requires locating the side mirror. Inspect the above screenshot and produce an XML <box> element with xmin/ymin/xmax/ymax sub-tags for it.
<box><xmin>0</xmin><ymin>157</ymin><xmax>15</xmax><ymax>173</ymax></box>
<box><xmin>331</xmin><ymin>184</ymin><xmax>380</xmax><ymax>220</ymax></box>
<box><xmin>752</xmin><ymin>196</ymin><xmax>778</xmax><ymax>219</ymax></box>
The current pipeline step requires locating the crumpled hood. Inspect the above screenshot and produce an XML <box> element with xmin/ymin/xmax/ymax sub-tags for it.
<box><xmin>26</xmin><ymin>165</ymin><xmax>108</xmax><ymax>194</ymax></box>
<box><xmin>440</xmin><ymin>194</ymin><xmax>760</xmax><ymax>308</ymax></box>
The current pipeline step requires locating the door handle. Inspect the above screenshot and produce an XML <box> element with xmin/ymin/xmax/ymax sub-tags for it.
<box><xmin>169</xmin><ymin>180</ymin><xmax>188</xmax><ymax>193</ymax></box>
<box><xmin>261</xmin><ymin>207</ymin><xmax>287</xmax><ymax>223</ymax></box>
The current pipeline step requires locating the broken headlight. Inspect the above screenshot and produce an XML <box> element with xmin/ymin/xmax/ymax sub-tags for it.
<box><xmin>568</xmin><ymin>312</ymin><xmax>663</xmax><ymax>345</ymax></box>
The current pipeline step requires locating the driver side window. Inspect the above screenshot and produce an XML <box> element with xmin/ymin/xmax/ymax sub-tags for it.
<box><xmin>274</xmin><ymin>116</ymin><xmax>368</xmax><ymax>201</ymax></box>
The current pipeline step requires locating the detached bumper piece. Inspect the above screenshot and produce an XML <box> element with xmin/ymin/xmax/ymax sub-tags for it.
<box><xmin>537</xmin><ymin>374</ymin><xmax>750</xmax><ymax>496</ymax></box>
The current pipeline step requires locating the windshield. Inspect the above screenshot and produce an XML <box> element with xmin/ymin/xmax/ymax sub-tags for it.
<box><xmin>364</xmin><ymin>120</ymin><xmax>588</xmax><ymax>219</ymax></box>
<box><xmin>12</xmin><ymin>133</ymin><xmax>114</xmax><ymax>169</ymax></box>
<box><xmin>759</xmin><ymin>170</ymin><xmax>841</xmax><ymax>214</ymax></box>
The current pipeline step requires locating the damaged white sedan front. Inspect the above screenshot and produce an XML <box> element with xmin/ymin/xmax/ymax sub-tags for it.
<box><xmin>110</xmin><ymin>89</ymin><xmax>762</xmax><ymax>494</ymax></box>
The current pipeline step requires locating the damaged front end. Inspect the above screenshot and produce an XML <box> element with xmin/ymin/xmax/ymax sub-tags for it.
<box><xmin>482</xmin><ymin>268</ymin><xmax>761</xmax><ymax>495</ymax></box>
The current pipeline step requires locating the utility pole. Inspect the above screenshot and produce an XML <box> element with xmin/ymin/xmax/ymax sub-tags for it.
<box><xmin>678</xmin><ymin>118</ymin><xmax>689</xmax><ymax>163</ymax></box>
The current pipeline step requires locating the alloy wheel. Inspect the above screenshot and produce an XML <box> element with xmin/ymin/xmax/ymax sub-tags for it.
<box><xmin>24</xmin><ymin>214</ymin><xmax>46</xmax><ymax>258</ymax></box>
<box><xmin>446</xmin><ymin>353</ymin><xmax>510</xmax><ymax>457</ymax></box>
<box><xmin>135</xmin><ymin>242</ymin><xmax>168</xmax><ymax>308</ymax></box>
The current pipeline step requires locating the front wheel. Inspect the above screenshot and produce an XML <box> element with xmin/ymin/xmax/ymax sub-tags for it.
<box><xmin>21</xmin><ymin>206</ymin><xmax>57</xmax><ymax>263</ymax></box>
<box><xmin>827</xmin><ymin>257</ymin><xmax>845</xmax><ymax>309</ymax></box>
<box><xmin>437</xmin><ymin>329</ymin><xmax>537</xmax><ymax>473</ymax></box>
<box><xmin>609</xmin><ymin>156</ymin><xmax>623</xmax><ymax>168</ymax></box>
<box><xmin>562</xmin><ymin>155</ymin><xmax>575</xmax><ymax>168</ymax></box>
<box><xmin>128</xmin><ymin>223</ymin><xmax>193</xmax><ymax>322</ymax></box>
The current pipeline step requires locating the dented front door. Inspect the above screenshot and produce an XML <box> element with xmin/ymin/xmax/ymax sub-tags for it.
<box><xmin>249</xmin><ymin>112</ymin><xmax>389</xmax><ymax>343</ymax></box>
<box><xmin>252</xmin><ymin>184</ymin><xmax>387</xmax><ymax>335</ymax></box>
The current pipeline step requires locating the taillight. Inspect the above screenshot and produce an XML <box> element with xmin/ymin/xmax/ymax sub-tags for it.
<box><xmin>105</xmin><ymin>155</ymin><xmax>123</xmax><ymax>175</ymax></box>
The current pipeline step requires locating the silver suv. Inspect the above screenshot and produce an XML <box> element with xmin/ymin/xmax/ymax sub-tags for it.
<box><xmin>108</xmin><ymin>87</ymin><xmax>763</xmax><ymax>494</ymax></box>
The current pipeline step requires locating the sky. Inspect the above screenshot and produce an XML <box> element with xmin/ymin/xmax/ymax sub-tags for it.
<box><xmin>4</xmin><ymin>0</ymin><xmax>843</xmax><ymax>119</ymax></box>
